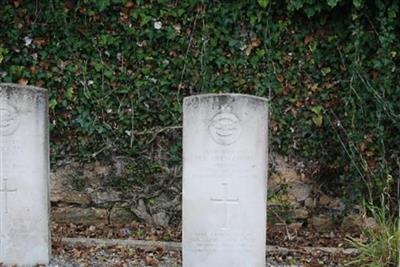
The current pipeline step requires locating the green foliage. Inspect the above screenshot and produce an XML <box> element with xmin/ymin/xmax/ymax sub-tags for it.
<box><xmin>0</xmin><ymin>1</ymin><xmax>398</xmax><ymax>206</ymax></box>
<box><xmin>346</xmin><ymin>200</ymin><xmax>400</xmax><ymax>266</ymax></box>
<box><xmin>285</xmin><ymin>0</ymin><xmax>365</xmax><ymax>17</ymax></box>
<box><xmin>258</xmin><ymin>0</ymin><xmax>270</xmax><ymax>9</ymax></box>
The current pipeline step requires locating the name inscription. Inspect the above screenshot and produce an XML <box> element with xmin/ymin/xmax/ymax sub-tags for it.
<box><xmin>188</xmin><ymin>231</ymin><xmax>256</xmax><ymax>253</ymax></box>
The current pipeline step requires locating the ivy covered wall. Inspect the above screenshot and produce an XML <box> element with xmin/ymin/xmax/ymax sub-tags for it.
<box><xmin>0</xmin><ymin>0</ymin><xmax>398</xmax><ymax>206</ymax></box>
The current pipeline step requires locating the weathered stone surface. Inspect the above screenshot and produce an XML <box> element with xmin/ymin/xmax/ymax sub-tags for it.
<box><xmin>363</xmin><ymin>216</ymin><xmax>378</xmax><ymax>231</ymax></box>
<box><xmin>292</xmin><ymin>208</ymin><xmax>309</xmax><ymax>219</ymax></box>
<box><xmin>268</xmin><ymin>155</ymin><xmax>305</xmax><ymax>195</ymax></box>
<box><xmin>328</xmin><ymin>198</ymin><xmax>345</xmax><ymax>212</ymax></box>
<box><xmin>129</xmin><ymin>194</ymin><xmax>179</xmax><ymax>226</ymax></box>
<box><xmin>319</xmin><ymin>194</ymin><xmax>332</xmax><ymax>206</ymax></box>
<box><xmin>317</xmin><ymin>194</ymin><xmax>345</xmax><ymax>212</ymax></box>
<box><xmin>152</xmin><ymin>212</ymin><xmax>170</xmax><ymax>227</ymax></box>
<box><xmin>304</xmin><ymin>197</ymin><xmax>316</xmax><ymax>208</ymax></box>
<box><xmin>288</xmin><ymin>222</ymin><xmax>303</xmax><ymax>232</ymax></box>
<box><xmin>131</xmin><ymin>199</ymin><xmax>156</xmax><ymax>225</ymax></box>
<box><xmin>92</xmin><ymin>190</ymin><xmax>122</xmax><ymax>206</ymax></box>
<box><xmin>50</xmin><ymin>161</ymin><xmax>113</xmax><ymax>205</ymax></box>
<box><xmin>341</xmin><ymin>214</ymin><xmax>363</xmax><ymax>233</ymax></box>
<box><xmin>110</xmin><ymin>204</ymin><xmax>137</xmax><ymax>225</ymax></box>
<box><xmin>50</xmin><ymin>163</ymin><xmax>92</xmax><ymax>206</ymax></box>
<box><xmin>268</xmin><ymin>155</ymin><xmax>313</xmax><ymax>211</ymax></box>
<box><xmin>309</xmin><ymin>215</ymin><xmax>335</xmax><ymax>233</ymax></box>
<box><xmin>288</xmin><ymin>182</ymin><xmax>312</xmax><ymax>202</ymax></box>
<box><xmin>0</xmin><ymin>83</ymin><xmax>50</xmax><ymax>265</ymax></box>
<box><xmin>51</xmin><ymin>190</ymin><xmax>90</xmax><ymax>205</ymax></box>
<box><xmin>270</xmin><ymin>155</ymin><xmax>304</xmax><ymax>184</ymax></box>
<box><xmin>52</xmin><ymin>207</ymin><xmax>108</xmax><ymax>225</ymax></box>
<box><xmin>341</xmin><ymin>214</ymin><xmax>378</xmax><ymax>233</ymax></box>
<box><xmin>183</xmin><ymin>94</ymin><xmax>269</xmax><ymax>267</ymax></box>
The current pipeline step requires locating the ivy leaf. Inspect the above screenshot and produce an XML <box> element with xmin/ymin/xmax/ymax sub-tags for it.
<box><xmin>327</xmin><ymin>0</ymin><xmax>340</xmax><ymax>8</ymax></box>
<box><xmin>311</xmin><ymin>105</ymin><xmax>323</xmax><ymax>115</ymax></box>
<box><xmin>139</xmin><ymin>13</ymin><xmax>152</xmax><ymax>26</ymax></box>
<box><xmin>65</xmin><ymin>87</ymin><xmax>74</xmax><ymax>101</ymax></box>
<box><xmin>311</xmin><ymin>105</ymin><xmax>324</xmax><ymax>127</ymax></box>
<box><xmin>312</xmin><ymin>114</ymin><xmax>323</xmax><ymax>127</ymax></box>
<box><xmin>321</xmin><ymin>67</ymin><xmax>331</xmax><ymax>76</ymax></box>
<box><xmin>0</xmin><ymin>46</ymin><xmax>7</xmax><ymax>64</ymax></box>
<box><xmin>257</xmin><ymin>0</ymin><xmax>270</xmax><ymax>9</ymax></box>
<box><xmin>94</xmin><ymin>61</ymin><xmax>103</xmax><ymax>72</ymax></box>
<box><xmin>353</xmin><ymin>0</ymin><xmax>364</xmax><ymax>9</ymax></box>
<box><xmin>49</xmin><ymin>99</ymin><xmax>57</xmax><ymax>110</ymax></box>
<box><xmin>95</xmin><ymin>0</ymin><xmax>111</xmax><ymax>11</ymax></box>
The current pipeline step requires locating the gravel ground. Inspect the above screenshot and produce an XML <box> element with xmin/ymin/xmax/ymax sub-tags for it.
<box><xmin>49</xmin><ymin>254</ymin><xmax>181</xmax><ymax>267</ymax></box>
<box><xmin>47</xmin><ymin>223</ymin><xmax>355</xmax><ymax>266</ymax></box>
<box><xmin>46</xmin><ymin>242</ymin><xmax>349</xmax><ymax>267</ymax></box>
<box><xmin>48</xmin><ymin>254</ymin><xmax>291</xmax><ymax>267</ymax></box>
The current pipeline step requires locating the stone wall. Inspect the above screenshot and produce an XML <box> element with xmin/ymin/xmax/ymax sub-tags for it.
<box><xmin>51</xmin><ymin>158</ymin><xmax>180</xmax><ymax>227</ymax></box>
<box><xmin>50</xmin><ymin>155</ymin><xmax>370</xmax><ymax>232</ymax></box>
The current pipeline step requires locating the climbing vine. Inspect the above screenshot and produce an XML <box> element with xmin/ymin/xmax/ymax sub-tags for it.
<box><xmin>0</xmin><ymin>0</ymin><xmax>398</xmax><ymax>206</ymax></box>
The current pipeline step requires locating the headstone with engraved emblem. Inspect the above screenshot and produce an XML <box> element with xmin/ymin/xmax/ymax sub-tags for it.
<box><xmin>0</xmin><ymin>83</ymin><xmax>50</xmax><ymax>265</ymax></box>
<box><xmin>183</xmin><ymin>94</ymin><xmax>269</xmax><ymax>267</ymax></box>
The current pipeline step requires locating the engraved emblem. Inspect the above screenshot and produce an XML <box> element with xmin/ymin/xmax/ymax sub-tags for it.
<box><xmin>0</xmin><ymin>103</ymin><xmax>19</xmax><ymax>136</ymax></box>
<box><xmin>208</xmin><ymin>111</ymin><xmax>242</xmax><ymax>145</ymax></box>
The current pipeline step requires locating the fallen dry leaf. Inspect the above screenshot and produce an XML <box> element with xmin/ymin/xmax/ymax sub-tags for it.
<box><xmin>304</xmin><ymin>35</ymin><xmax>314</xmax><ymax>45</ymax></box>
<box><xmin>250</xmin><ymin>37</ymin><xmax>261</xmax><ymax>48</ymax></box>
<box><xmin>125</xmin><ymin>1</ymin><xmax>134</xmax><ymax>8</ymax></box>
<box><xmin>12</xmin><ymin>0</ymin><xmax>21</xmax><ymax>7</ymax></box>
<box><xmin>33</xmin><ymin>38</ymin><xmax>47</xmax><ymax>47</ymax></box>
<box><xmin>145</xmin><ymin>254</ymin><xmax>160</xmax><ymax>266</ymax></box>
<box><xmin>18</xmin><ymin>78</ymin><xmax>28</xmax><ymax>86</ymax></box>
<box><xmin>245</xmin><ymin>37</ymin><xmax>262</xmax><ymax>56</ymax></box>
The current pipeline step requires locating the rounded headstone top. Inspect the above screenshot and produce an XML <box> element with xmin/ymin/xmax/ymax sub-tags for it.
<box><xmin>184</xmin><ymin>93</ymin><xmax>269</xmax><ymax>103</ymax></box>
<box><xmin>0</xmin><ymin>83</ymin><xmax>47</xmax><ymax>93</ymax></box>
<box><xmin>183</xmin><ymin>94</ymin><xmax>269</xmax><ymax>113</ymax></box>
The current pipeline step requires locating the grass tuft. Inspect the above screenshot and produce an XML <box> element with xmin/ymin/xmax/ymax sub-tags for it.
<box><xmin>346</xmin><ymin>201</ymin><xmax>399</xmax><ymax>267</ymax></box>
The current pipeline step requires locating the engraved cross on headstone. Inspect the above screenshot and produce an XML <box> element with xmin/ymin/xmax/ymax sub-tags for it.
<box><xmin>210</xmin><ymin>182</ymin><xmax>239</xmax><ymax>229</ymax></box>
<box><xmin>0</xmin><ymin>178</ymin><xmax>17</xmax><ymax>214</ymax></box>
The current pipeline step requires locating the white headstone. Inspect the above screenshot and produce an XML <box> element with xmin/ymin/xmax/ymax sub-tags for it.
<box><xmin>0</xmin><ymin>83</ymin><xmax>50</xmax><ymax>265</ymax></box>
<box><xmin>183</xmin><ymin>94</ymin><xmax>269</xmax><ymax>267</ymax></box>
